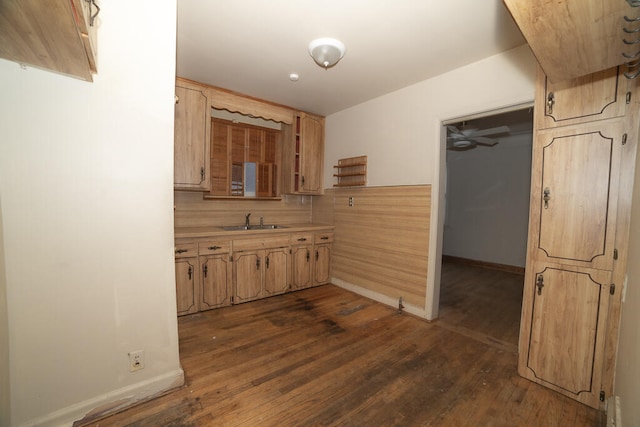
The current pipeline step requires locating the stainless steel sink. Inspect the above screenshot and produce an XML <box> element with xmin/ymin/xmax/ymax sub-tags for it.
<box><xmin>222</xmin><ymin>224</ymin><xmax>288</xmax><ymax>231</ymax></box>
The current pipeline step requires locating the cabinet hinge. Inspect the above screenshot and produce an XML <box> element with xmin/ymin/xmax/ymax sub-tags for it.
<box><xmin>600</xmin><ymin>391</ymin><xmax>605</xmax><ymax>402</ymax></box>
<box><xmin>626</xmin><ymin>92</ymin><xmax>632</xmax><ymax>104</ymax></box>
<box><xmin>200</xmin><ymin>167</ymin><xmax>205</xmax><ymax>180</ymax></box>
<box><xmin>610</xmin><ymin>284</ymin><xmax>616</xmax><ymax>295</ymax></box>
<box><xmin>622</xmin><ymin>134</ymin><xmax>628</xmax><ymax>146</ymax></box>
<box><xmin>613</xmin><ymin>248</ymin><xmax>619</xmax><ymax>260</ymax></box>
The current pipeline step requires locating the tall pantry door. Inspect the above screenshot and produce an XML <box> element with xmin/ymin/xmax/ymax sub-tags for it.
<box><xmin>518</xmin><ymin>99</ymin><xmax>627</xmax><ymax>408</ymax></box>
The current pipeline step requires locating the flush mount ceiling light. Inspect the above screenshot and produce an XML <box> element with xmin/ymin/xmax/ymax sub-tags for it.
<box><xmin>308</xmin><ymin>38</ymin><xmax>345</xmax><ymax>69</ymax></box>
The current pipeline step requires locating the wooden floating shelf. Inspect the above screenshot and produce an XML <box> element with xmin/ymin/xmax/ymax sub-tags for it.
<box><xmin>333</xmin><ymin>155</ymin><xmax>367</xmax><ymax>187</ymax></box>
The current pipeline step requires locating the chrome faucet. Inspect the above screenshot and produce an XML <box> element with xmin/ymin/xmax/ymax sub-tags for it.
<box><xmin>245</xmin><ymin>213</ymin><xmax>251</xmax><ymax>228</ymax></box>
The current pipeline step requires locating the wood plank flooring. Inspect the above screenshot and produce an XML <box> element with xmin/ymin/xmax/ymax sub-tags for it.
<box><xmin>79</xmin><ymin>283</ymin><xmax>604</xmax><ymax>426</ymax></box>
<box><xmin>437</xmin><ymin>260</ymin><xmax>525</xmax><ymax>353</ymax></box>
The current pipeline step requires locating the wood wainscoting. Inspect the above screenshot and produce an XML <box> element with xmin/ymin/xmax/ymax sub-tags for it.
<box><xmin>174</xmin><ymin>190</ymin><xmax>312</xmax><ymax>228</ymax></box>
<box><xmin>321</xmin><ymin>185</ymin><xmax>430</xmax><ymax>312</ymax></box>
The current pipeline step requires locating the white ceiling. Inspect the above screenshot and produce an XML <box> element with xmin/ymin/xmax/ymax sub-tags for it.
<box><xmin>176</xmin><ymin>0</ymin><xmax>526</xmax><ymax>117</ymax></box>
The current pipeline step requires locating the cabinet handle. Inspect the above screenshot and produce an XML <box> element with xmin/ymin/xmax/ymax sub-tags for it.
<box><xmin>301</xmin><ymin>176</ymin><xmax>305</xmax><ymax>186</ymax></box>
<box><xmin>547</xmin><ymin>92</ymin><xmax>555</xmax><ymax>115</ymax></box>
<box><xmin>208</xmin><ymin>245</ymin><xmax>221</xmax><ymax>250</ymax></box>
<box><xmin>315</xmin><ymin>250</ymin><xmax>319</xmax><ymax>261</ymax></box>
<box><xmin>86</xmin><ymin>0</ymin><xmax>100</xmax><ymax>26</ymax></box>
<box><xmin>266</xmin><ymin>256</ymin><xmax>270</xmax><ymax>269</ymax></box>
<box><xmin>188</xmin><ymin>266</ymin><xmax>193</xmax><ymax>280</ymax></box>
<box><xmin>200</xmin><ymin>167</ymin><xmax>205</xmax><ymax>180</ymax></box>
<box><xmin>297</xmin><ymin>237</ymin><xmax>307</xmax><ymax>242</ymax></box>
<box><xmin>543</xmin><ymin>187</ymin><xmax>551</xmax><ymax>209</ymax></box>
<box><xmin>256</xmin><ymin>257</ymin><xmax>260</xmax><ymax>270</ymax></box>
<box><xmin>306</xmin><ymin>250</ymin><xmax>310</xmax><ymax>262</ymax></box>
<box><xmin>176</xmin><ymin>249</ymin><xmax>188</xmax><ymax>254</ymax></box>
<box><xmin>320</xmin><ymin>236</ymin><xmax>329</xmax><ymax>240</ymax></box>
<box><xmin>203</xmin><ymin>264</ymin><xmax>208</xmax><ymax>278</ymax></box>
<box><xmin>536</xmin><ymin>275</ymin><xmax>544</xmax><ymax>295</ymax></box>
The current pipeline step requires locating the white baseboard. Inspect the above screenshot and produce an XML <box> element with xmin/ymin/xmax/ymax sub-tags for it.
<box><xmin>607</xmin><ymin>395</ymin><xmax>622</xmax><ymax>427</ymax></box>
<box><xmin>331</xmin><ymin>278</ymin><xmax>426</xmax><ymax>318</ymax></box>
<box><xmin>20</xmin><ymin>368</ymin><xmax>184</xmax><ymax>427</ymax></box>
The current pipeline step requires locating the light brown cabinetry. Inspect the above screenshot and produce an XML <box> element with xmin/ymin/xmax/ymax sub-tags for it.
<box><xmin>283</xmin><ymin>113</ymin><xmax>325</xmax><ymax>195</ymax></box>
<box><xmin>174</xmin><ymin>243</ymin><xmax>199</xmax><ymax>316</ymax></box>
<box><xmin>503</xmin><ymin>0</ymin><xmax>634</xmax><ymax>82</ymax></box>
<box><xmin>198</xmin><ymin>241</ymin><xmax>232</xmax><ymax>310</ymax></box>
<box><xmin>175</xmin><ymin>228</ymin><xmax>332</xmax><ymax>313</ymax></box>
<box><xmin>519</xmin><ymin>66</ymin><xmax>638</xmax><ymax>409</ymax></box>
<box><xmin>233</xmin><ymin>236</ymin><xmax>290</xmax><ymax>303</ymax></box>
<box><xmin>313</xmin><ymin>232</ymin><xmax>333</xmax><ymax>286</ymax></box>
<box><xmin>536</xmin><ymin>66</ymin><xmax>630</xmax><ymax>130</ymax></box>
<box><xmin>209</xmin><ymin>118</ymin><xmax>280</xmax><ymax>197</ymax></box>
<box><xmin>0</xmin><ymin>0</ymin><xmax>98</xmax><ymax>81</ymax></box>
<box><xmin>174</xmin><ymin>79</ymin><xmax>211</xmax><ymax>190</ymax></box>
<box><xmin>291</xmin><ymin>233</ymin><xmax>314</xmax><ymax>290</ymax></box>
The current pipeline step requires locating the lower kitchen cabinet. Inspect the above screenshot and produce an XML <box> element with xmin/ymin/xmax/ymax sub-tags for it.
<box><xmin>174</xmin><ymin>228</ymin><xmax>332</xmax><ymax>314</ymax></box>
<box><xmin>291</xmin><ymin>233</ymin><xmax>314</xmax><ymax>290</ymax></box>
<box><xmin>175</xmin><ymin>243</ymin><xmax>199</xmax><ymax>316</ymax></box>
<box><xmin>313</xmin><ymin>232</ymin><xmax>334</xmax><ymax>286</ymax></box>
<box><xmin>234</xmin><ymin>246</ymin><xmax>290</xmax><ymax>303</ymax></box>
<box><xmin>198</xmin><ymin>241</ymin><xmax>232</xmax><ymax>310</ymax></box>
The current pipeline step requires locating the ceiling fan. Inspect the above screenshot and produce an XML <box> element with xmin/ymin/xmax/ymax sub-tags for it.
<box><xmin>446</xmin><ymin>123</ymin><xmax>510</xmax><ymax>149</ymax></box>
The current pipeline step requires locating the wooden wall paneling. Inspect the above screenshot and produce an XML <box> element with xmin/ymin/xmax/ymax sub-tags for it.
<box><xmin>331</xmin><ymin>185</ymin><xmax>431</xmax><ymax>309</ymax></box>
<box><xmin>311</xmin><ymin>191</ymin><xmax>335</xmax><ymax>225</ymax></box>
<box><xmin>174</xmin><ymin>190</ymin><xmax>312</xmax><ymax>228</ymax></box>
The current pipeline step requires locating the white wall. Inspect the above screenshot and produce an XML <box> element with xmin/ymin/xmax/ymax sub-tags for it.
<box><xmin>325</xmin><ymin>45</ymin><xmax>537</xmax><ymax>318</ymax></box>
<box><xmin>324</xmin><ymin>45</ymin><xmax>536</xmax><ymax>189</ymax></box>
<box><xmin>443</xmin><ymin>133</ymin><xmax>532</xmax><ymax>267</ymax></box>
<box><xmin>0</xmin><ymin>1</ymin><xmax>182</xmax><ymax>425</ymax></box>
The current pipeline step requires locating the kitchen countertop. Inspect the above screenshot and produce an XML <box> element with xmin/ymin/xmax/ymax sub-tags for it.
<box><xmin>174</xmin><ymin>223</ymin><xmax>334</xmax><ymax>239</ymax></box>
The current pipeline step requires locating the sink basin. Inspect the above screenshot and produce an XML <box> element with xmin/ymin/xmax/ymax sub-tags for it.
<box><xmin>222</xmin><ymin>224</ymin><xmax>288</xmax><ymax>231</ymax></box>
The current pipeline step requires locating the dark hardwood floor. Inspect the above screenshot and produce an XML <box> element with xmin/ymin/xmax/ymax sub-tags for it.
<box><xmin>79</xmin><ymin>279</ymin><xmax>604</xmax><ymax>426</ymax></box>
<box><xmin>437</xmin><ymin>260</ymin><xmax>524</xmax><ymax>353</ymax></box>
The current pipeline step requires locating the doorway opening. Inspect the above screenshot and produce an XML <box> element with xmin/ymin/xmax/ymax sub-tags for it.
<box><xmin>437</xmin><ymin>107</ymin><xmax>533</xmax><ymax>351</ymax></box>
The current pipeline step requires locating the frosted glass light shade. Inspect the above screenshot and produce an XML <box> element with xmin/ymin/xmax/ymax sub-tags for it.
<box><xmin>308</xmin><ymin>38</ymin><xmax>346</xmax><ymax>69</ymax></box>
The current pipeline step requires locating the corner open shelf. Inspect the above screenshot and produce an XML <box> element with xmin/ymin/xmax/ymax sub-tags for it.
<box><xmin>333</xmin><ymin>155</ymin><xmax>367</xmax><ymax>187</ymax></box>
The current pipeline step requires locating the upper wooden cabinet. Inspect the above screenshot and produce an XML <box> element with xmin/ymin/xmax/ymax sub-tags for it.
<box><xmin>529</xmin><ymin>120</ymin><xmax>624</xmax><ymax>272</ymax></box>
<box><xmin>536</xmin><ymin>66</ymin><xmax>630</xmax><ymax>130</ymax></box>
<box><xmin>0</xmin><ymin>0</ymin><xmax>98</xmax><ymax>81</ymax></box>
<box><xmin>174</xmin><ymin>79</ymin><xmax>211</xmax><ymax>191</ymax></box>
<box><xmin>503</xmin><ymin>0</ymin><xmax>636</xmax><ymax>82</ymax></box>
<box><xmin>283</xmin><ymin>112</ymin><xmax>325</xmax><ymax>195</ymax></box>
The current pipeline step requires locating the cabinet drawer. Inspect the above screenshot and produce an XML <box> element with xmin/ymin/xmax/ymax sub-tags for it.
<box><xmin>314</xmin><ymin>232</ymin><xmax>334</xmax><ymax>244</ymax></box>
<box><xmin>291</xmin><ymin>233</ymin><xmax>314</xmax><ymax>245</ymax></box>
<box><xmin>199</xmin><ymin>240</ymin><xmax>231</xmax><ymax>255</ymax></box>
<box><xmin>175</xmin><ymin>243</ymin><xmax>198</xmax><ymax>258</ymax></box>
<box><xmin>233</xmin><ymin>235</ymin><xmax>291</xmax><ymax>251</ymax></box>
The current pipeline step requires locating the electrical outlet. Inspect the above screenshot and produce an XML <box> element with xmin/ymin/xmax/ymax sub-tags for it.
<box><xmin>128</xmin><ymin>350</ymin><xmax>145</xmax><ymax>372</ymax></box>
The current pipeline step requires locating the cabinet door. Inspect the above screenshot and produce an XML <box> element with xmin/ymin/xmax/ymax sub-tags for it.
<box><xmin>291</xmin><ymin>244</ymin><xmax>313</xmax><ymax>290</ymax></box>
<box><xmin>299</xmin><ymin>114</ymin><xmax>324</xmax><ymax>194</ymax></box>
<box><xmin>200</xmin><ymin>254</ymin><xmax>232</xmax><ymax>310</ymax></box>
<box><xmin>175</xmin><ymin>257</ymin><xmax>198</xmax><ymax>316</ymax></box>
<box><xmin>536</xmin><ymin>66</ymin><xmax>628</xmax><ymax>130</ymax></box>
<box><xmin>264</xmin><ymin>247</ymin><xmax>289</xmax><ymax>296</ymax></box>
<box><xmin>313</xmin><ymin>244</ymin><xmax>331</xmax><ymax>285</ymax></box>
<box><xmin>529</xmin><ymin>121</ymin><xmax>623</xmax><ymax>271</ymax></box>
<box><xmin>174</xmin><ymin>82</ymin><xmax>210</xmax><ymax>190</ymax></box>
<box><xmin>233</xmin><ymin>252</ymin><xmax>263</xmax><ymax>303</ymax></box>
<box><xmin>519</xmin><ymin>262</ymin><xmax>612</xmax><ymax>409</ymax></box>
